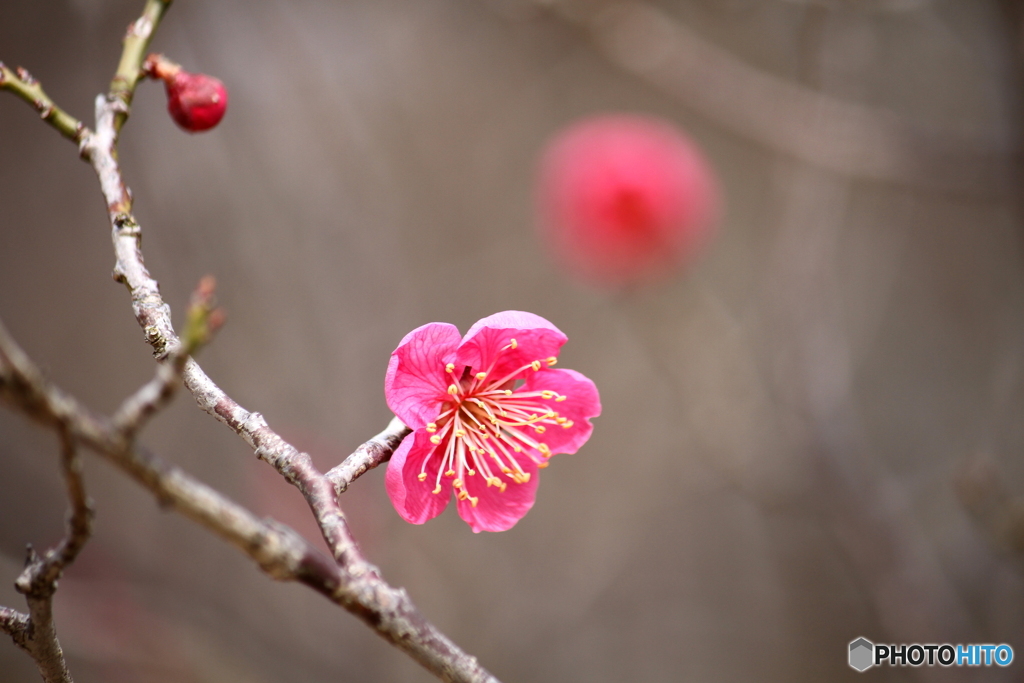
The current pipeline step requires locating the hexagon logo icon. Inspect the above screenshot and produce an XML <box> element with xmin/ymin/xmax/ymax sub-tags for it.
<box><xmin>849</xmin><ymin>637</ymin><xmax>874</xmax><ymax>672</ymax></box>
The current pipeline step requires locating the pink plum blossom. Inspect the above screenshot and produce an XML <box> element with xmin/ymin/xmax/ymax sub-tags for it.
<box><xmin>537</xmin><ymin>114</ymin><xmax>721</xmax><ymax>287</ymax></box>
<box><xmin>384</xmin><ymin>311</ymin><xmax>601</xmax><ymax>532</ymax></box>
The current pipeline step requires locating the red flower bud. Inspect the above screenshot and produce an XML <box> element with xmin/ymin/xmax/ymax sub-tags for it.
<box><xmin>164</xmin><ymin>71</ymin><xmax>228</xmax><ymax>132</ymax></box>
<box><xmin>537</xmin><ymin>114</ymin><xmax>721</xmax><ymax>287</ymax></box>
<box><xmin>145</xmin><ymin>55</ymin><xmax>228</xmax><ymax>133</ymax></box>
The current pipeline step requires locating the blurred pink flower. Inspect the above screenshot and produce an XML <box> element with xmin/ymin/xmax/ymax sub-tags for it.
<box><xmin>537</xmin><ymin>114</ymin><xmax>721</xmax><ymax>287</ymax></box>
<box><xmin>385</xmin><ymin>311</ymin><xmax>601</xmax><ymax>532</ymax></box>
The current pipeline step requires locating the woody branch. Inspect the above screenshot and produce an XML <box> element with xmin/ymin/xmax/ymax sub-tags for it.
<box><xmin>0</xmin><ymin>306</ymin><xmax>495</xmax><ymax>683</ymax></box>
<box><xmin>0</xmin><ymin>0</ymin><xmax>497</xmax><ymax>681</ymax></box>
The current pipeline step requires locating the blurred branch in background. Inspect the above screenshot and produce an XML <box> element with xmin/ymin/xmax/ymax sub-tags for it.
<box><xmin>536</xmin><ymin>0</ymin><xmax>1013</xmax><ymax>196</ymax></box>
<box><xmin>514</xmin><ymin>1</ymin><xmax>1021</xmax><ymax>679</ymax></box>
<box><xmin>958</xmin><ymin>453</ymin><xmax>1024</xmax><ymax>561</ymax></box>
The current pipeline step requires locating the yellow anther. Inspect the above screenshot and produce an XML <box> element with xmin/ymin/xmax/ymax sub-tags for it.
<box><xmin>445</xmin><ymin>363</ymin><xmax>455</xmax><ymax>373</ymax></box>
<box><xmin>475</xmin><ymin>372</ymin><xmax>487</xmax><ymax>380</ymax></box>
<box><xmin>426</xmin><ymin>422</ymin><xmax>438</xmax><ymax>433</ymax></box>
<box><xmin>498</xmin><ymin>482</ymin><xmax>507</xmax><ymax>492</ymax></box>
<box><xmin>534</xmin><ymin>425</ymin><xmax>546</xmax><ymax>434</ymax></box>
<box><xmin>445</xmin><ymin>469</ymin><xmax>456</xmax><ymax>477</ymax></box>
<box><xmin>546</xmin><ymin>357</ymin><xmax>557</xmax><ymax>366</ymax></box>
<box><xmin>487</xmin><ymin>477</ymin><xmax>501</xmax><ymax>488</ymax></box>
<box><xmin>448</xmin><ymin>384</ymin><xmax>460</xmax><ymax>396</ymax></box>
<box><xmin>531</xmin><ymin>360</ymin><xmax>542</xmax><ymax>371</ymax></box>
<box><xmin>510</xmin><ymin>338</ymin><xmax>518</xmax><ymax>349</ymax></box>
<box><xmin>555</xmin><ymin>395</ymin><xmax>567</xmax><ymax>402</ymax></box>
<box><xmin>454</xmin><ymin>429</ymin><xmax>466</xmax><ymax>438</ymax></box>
<box><xmin>457</xmin><ymin>490</ymin><xmax>469</xmax><ymax>501</ymax></box>
<box><xmin>417</xmin><ymin>472</ymin><xmax>427</xmax><ymax>481</ymax></box>
<box><xmin>432</xmin><ymin>484</ymin><xmax>442</xmax><ymax>494</ymax></box>
<box><xmin>555</xmin><ymin>417</ymin><xmax>567</xmax><ymax>424</ymax></box>
<box><xmin>541</xmin><ymin>390</ymin><xmax>556</xmax><ymax>400</ymax></box>
<box><xmin>430</xmin><ymin>435</ymin><xmax>442</xmax><ymax>445</ymax></box>
<box><xmin>468</xmin><ymin>495</ymin><xmax>479</xmax><ymax>507</ymax></box>
<box><xmin>537</xmin><ymin>443</ymin><xmax>552</xmax><ymax>457</ymax></box>
<box><xmin>504</xmin><ymin>390</ymin><xmax>513</xmax><ymax>397</ymax></box>
<box><xmin>453</xmin><ymin>479</ymin><xmax>463</xmax><ymax>488</ymax></box>
<box><xmin>562</xmin><ymin>420</ymin><xmax>574</xmax><ymax>429</ymax></box>
<box><xmin>537</xmin><ymin>461</ymin><xmax>549</xmax><ymax>468</ymax></box>
<box><xmin>467</xmin><ymin>468</ymin><xmax>476</xmax><ymax>476</ymax></box>
<box><xmin>501</xmin><ymin>467</ymin><xmax>512</xmax><ymax>474</ymax></box>
<box><xmin>511</xmin><ymin>444</ymin><xmax>522</xmax><ymax>452</ymax></box>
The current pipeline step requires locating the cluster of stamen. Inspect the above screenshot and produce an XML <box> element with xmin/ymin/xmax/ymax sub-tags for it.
<box><xmin>417</xmin><ymin>339</ymin><xmax>573</xmax><ymax>507</ymax></box>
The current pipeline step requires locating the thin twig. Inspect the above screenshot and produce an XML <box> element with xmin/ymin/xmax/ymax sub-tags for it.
<box><xmin>327</xmin><ymin>416</ymin><xmax>411</xmax><ymax>495</ymax></box>
<box><xmin>16</xmin><ymin>430</ymin><xmax>94</xmax><ymax>598</ymax></box>
<box><xmin>111</xmin><ymin>276</ymin><xmax>223</xmax><ymax>436</ymax></box>
<box><xmin>109</xmin><ymin>0</ymin><xmax>173</xmax><ymax>134</ymax></box>
<box><xmin>0</xmin><ymin>63</ymin><xmax>88</xmax><ymax>143</ymax></box>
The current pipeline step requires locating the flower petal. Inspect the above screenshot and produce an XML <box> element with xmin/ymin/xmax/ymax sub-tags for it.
<box><xmin>385</xmin><ymin>429</ymin><xmax>451</xmax><ymax>525</ymax></box>
<box><xmin>455</xmin><ymin>455</ymin><xmax>540</xmax><ymax>533</ymax></box>
<box><xmin>455</xmin><ymin>311</ymin><xmax>567</xmax><ymax>381</ymax></box>
<box><xmin>385</xmin><ymin>322</ymin><xmax>462</xmax><ymax>429</ymax></box>
<box><xmin>522</xmin><ymin>368</ymin><xmax>601</xmax><ymax>455</ymax></box>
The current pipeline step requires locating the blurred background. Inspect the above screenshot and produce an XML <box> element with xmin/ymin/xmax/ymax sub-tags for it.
<box><xmin>2</xmin><ymin>0</ymin><xmax>1024</xmax><ymax>681</ymax></box>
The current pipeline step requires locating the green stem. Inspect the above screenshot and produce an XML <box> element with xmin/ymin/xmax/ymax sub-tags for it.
<box><xmin>0</xmin><ymin>64</ymin><xmax>86</xmax><ymax>143</ymax></box>
<box><xmin>109</xmin><ymin>0</ymin><xmax>173</xmax><ymax>133</ymax></box>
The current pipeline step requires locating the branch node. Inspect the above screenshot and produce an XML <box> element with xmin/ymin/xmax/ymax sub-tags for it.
<box><xmin>112</xmin><ymin>212</ymin><xmax>140</xmax><ymax>237</ymax></box>
<box><xmin>15</xmin><ymin>66</ymin><xmax>36</xmax><ymax>85</ymax></box>
<box><xmin>127</xmin><ymin>15</ymin><xmax>156</xmax><ymax>42</ymax></box>
<box><xmin>143</xmin><ymin>324</ymin><xmax>162</xmax><ymax>347</ymax></box>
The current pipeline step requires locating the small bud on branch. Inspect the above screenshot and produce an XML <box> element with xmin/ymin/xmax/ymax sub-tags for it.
<box><xmin>182</xmin><ymin>275</ymin><xmax>225</xmax><ymax>354</ymax></box>
<box><xmin>144</xmin><ymin>53</ymin><xmax>228</xmax><ymax>132</ymax></box>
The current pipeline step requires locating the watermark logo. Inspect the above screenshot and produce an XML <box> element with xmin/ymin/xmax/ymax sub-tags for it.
<box><xmin>849</xmin><ymin>638</ymin><xmax>874</xmax><ymax>672</ymax></box>
<box><xmin>849</xmin><ymin>638</ymin><xmax>1014</xmax><ymax>671</ymax></box>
